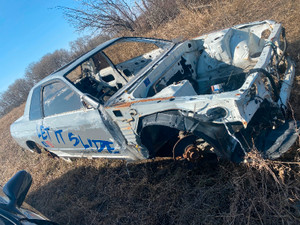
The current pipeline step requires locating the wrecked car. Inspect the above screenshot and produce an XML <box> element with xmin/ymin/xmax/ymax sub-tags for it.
<box><xmin>10</xmin><ymin>20</ymin><xmax>297</xmax><ymax>162</ymax></box>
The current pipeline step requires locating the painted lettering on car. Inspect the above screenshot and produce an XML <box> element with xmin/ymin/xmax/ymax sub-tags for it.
<box><xmin>36</xmin><ymin>125</ymin><xmax>118</xmax><ymax>153</ymax></box>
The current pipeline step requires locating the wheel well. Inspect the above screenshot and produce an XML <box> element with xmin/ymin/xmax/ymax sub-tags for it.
<box><xmin>138</xmin><ymin>111</ymin><xmax>233</xmax><ymax>159</ymax></box>
<box><xmin>26</xmin><ymin>141</ymin><xmax>42</xmax><ymax>154</ymax></box>
<box><xmin>26</xmin><ymin>141</ymin><xmax>36</xmax><ymax>150</ymax></box>
<box><xmin>140</xmin><ymin>125</ymin><xmax>180</xmax><ymax>158</ymax></box>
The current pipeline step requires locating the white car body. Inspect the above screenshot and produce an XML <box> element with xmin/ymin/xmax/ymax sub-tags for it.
<box><xmin>11</xmin><ymin>20</ymin><xmax>296</xmax><ymax>162</ymax></box>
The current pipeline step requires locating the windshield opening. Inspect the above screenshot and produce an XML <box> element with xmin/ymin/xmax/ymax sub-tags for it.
<box><xmin>64</xmin><ymin>38</ymin><xmax>173</xmax><ymax>104</ymax></box>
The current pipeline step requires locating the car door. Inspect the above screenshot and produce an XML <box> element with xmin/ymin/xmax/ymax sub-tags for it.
<box><xmin>39</xmin><ymin>80</ymin><xmax>121</xmax><ymax>158</ymax></box>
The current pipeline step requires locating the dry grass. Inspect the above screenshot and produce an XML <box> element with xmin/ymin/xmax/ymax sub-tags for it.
<box><xmin>1</xmin><ymin>0</ymin><xmax>300</xmax><ymax>224</ymax></box>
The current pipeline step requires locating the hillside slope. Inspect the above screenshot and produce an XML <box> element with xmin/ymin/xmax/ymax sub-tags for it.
<box><xmin>1</xmin><ymin>0</ymin><xmax>300</xmax><ymax>224</ymax></box>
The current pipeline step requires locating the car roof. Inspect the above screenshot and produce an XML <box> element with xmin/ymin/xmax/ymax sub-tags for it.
<box><xmin>35</xmin><ymin>36</ymin><xmax>172</xmax><ymax>86</ymax></box>
<box><xmin>22</xmin><ymin>36</ymin><xmax>173</xmax><ymax>118</ymax></box>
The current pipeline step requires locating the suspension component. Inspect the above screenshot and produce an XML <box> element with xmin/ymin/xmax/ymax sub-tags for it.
<box><xmin>173</xmin><ymin>134</ymin><xmax>201</xmax><ymax>161</ymax></box>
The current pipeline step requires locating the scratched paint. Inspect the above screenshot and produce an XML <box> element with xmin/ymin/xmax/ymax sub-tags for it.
<box><xmin>36</xmin><ymin>125</ymin><xmax>118</xmax><ymax>153</ymax></box>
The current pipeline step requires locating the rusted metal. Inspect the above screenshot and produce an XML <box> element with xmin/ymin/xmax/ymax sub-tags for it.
<box><xmin>172</xmin><ymin>134</ymin><xmax>203</xmax><ymax>161</ymax></box>
<box><xmin>108</xmin><ymin>96</ymin><xmax>174</xmax><ymax>108</ymax></box>
<box><xmin>183</xmin><ymin>145</ymin><xmax>202</xmax><ymax>162</ymax></box>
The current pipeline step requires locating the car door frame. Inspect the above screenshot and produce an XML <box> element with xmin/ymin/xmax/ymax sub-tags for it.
<box><xmin>38</xmin><ymin>78</ymin><xmax>124</xmax><ymax>158</ymax></box>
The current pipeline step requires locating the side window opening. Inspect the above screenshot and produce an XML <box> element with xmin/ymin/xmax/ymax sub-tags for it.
<box><xmin>103</xmin><ymin>41</ymin><xmax>161</xmax><ymax>80</ymax></box>
<box><xmin>29</xmin><ymin>86</ymin><xmax>42</xmax><ymax>120</ymax></box>
<box><xmin>65</xmin><ymin>51</ymin><xmax>123</xmax><ymax>104</ymax></box>
<box><xmin>66</xmin><ymin>63</ymin><xmax>100</xmax><ymax>98</ymax></box>
<box><xmin>42</xmin><ymin>81</ymin><xmax>83</xmax><ymax>117</ymax></box>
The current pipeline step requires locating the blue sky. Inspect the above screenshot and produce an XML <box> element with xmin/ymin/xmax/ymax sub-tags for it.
<box><xmin>0</xmin><ymin>0</ymin><xmax>87</xmax><ymax>92</ymax></box>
